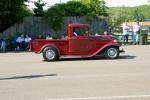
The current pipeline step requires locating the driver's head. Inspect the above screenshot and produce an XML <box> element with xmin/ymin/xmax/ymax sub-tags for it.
<box><xmin>74</xmin><ymin>27</ymin><xmax>80</xmax><ymax>32</ymax></box>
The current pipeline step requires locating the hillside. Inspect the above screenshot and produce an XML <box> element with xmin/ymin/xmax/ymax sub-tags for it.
<box><xmin>108</xmin><ymin>4</ymin><xmax>150</xmax><ymax>31</ymax></box>
<box><xmin>109</xmin><ymin>4</ymin><xmax>150</xmax><ymax>21</ymax></box>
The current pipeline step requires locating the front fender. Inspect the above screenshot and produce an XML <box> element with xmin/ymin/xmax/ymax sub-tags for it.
<box><xmin>89</xmin><ymin>43</ymin><xmax>120</xmax><ymax>57</ymax></box>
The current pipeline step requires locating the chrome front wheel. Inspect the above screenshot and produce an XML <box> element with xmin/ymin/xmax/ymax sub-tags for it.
<box><xmin>105</xmin><ymin>47</ymin><xmax>119</xmax><ymax>59</ymax></box>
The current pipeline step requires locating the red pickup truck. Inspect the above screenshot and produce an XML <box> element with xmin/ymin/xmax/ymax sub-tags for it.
<box><xmin>31</xmin><ymin>24</ymin><xmax>124</xmax><ymax>61</ymax></box>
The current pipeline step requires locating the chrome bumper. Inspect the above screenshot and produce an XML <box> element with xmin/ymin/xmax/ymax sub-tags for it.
<box><xmin>119</xmin><ymin>48</ymin><xmax>125</xmax><ymax>53</ymax></box>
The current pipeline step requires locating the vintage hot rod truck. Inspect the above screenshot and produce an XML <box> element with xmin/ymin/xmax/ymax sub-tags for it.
<box><xmin>31</xmin><ymin>24</ymin><xmax>124</xmax><ymax>61</ymax></box>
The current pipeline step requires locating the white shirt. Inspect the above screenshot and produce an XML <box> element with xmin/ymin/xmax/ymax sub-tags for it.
<box><xmin>122</xmin><ymin>24</ymin><xmax>130</xmax><ymax>35</ymax></box>
<box><xmin>16</xmin><ymin>37</ymin><xmax>25</xmax><ymax>43</ymax></box>
<box><xmin>73</xmin><ymin>32</ymin><xmax>78</xmax><ymax>36</ymax></box>
<box><xmin>133</xmin><ymin>24</ymin><xmax>141</xmax><ymax>33</ymax></box>
<box><xmin>1</xmin><ymin>41</ymin><xmax>7</xmax><ymax>48</ymax></box>
<box><xmin>46</xmin><ymin>36</ymin><xmax>52</xmax><ymax>40</ymax></box>
<box><xmin>95</xmin><ymin>33</ymin><xmax>100</xmax><ymax>36</ymax></box>
<box><xmin>25</xmin><ymin>37</ymin><xmax>32</xmax><ymax>43</ymax></box>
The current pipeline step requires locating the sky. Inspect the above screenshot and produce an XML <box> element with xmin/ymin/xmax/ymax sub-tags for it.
<box><xmin>27</xmin><ymin>0</ymin><xmax>150</xmax><ymax>9</ymax></box>
<box><xmin>105</xmin><ymin>0</ymin><xmax>149</xmax><ymax>7</ymax></box>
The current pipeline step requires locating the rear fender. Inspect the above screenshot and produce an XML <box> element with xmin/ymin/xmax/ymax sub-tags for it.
<box><xmin>38</xmin><ymin>44</ymin><xmax>60</xmax><ymax>55</ymax></box>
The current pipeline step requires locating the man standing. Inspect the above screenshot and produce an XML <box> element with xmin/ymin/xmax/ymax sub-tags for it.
<box><xmin>122</xmin><ymin>23</ymin><xmax>130</xmax><ymax>45</ymax></box>
<box><xmin>133</xmin><ymin>22</ymin><xmax>141</xmax><ymax>45</ymax></box>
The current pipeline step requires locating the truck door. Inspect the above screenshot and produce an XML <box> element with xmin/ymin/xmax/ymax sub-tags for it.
<box><xmin>69</xmin><ymin>28</ymin><xmax>90</xmax><ymax>55</ymax></box>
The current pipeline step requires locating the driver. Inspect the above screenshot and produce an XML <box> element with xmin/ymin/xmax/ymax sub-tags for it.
<box><xmin>73</xmin><ymin>28</ymin><xmax>80</xmax><ymax>36</ymax></box>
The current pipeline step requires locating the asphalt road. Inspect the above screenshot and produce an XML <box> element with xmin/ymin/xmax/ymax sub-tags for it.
<box><xmin>0</xmin><ymin>45</ymin><xmax>150</xmax><ymax>100</ymax></box>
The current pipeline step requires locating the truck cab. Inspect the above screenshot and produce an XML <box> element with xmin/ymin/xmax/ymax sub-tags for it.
<box><xmin>31</xmin><ymin>24</ymin><xmax>124</xmax><ymax>61</ymax></box>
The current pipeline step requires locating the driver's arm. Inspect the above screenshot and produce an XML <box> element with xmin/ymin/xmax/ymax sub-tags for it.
<box><xmin>73</xmin><ymin>32</ymin><xmax>78</xmax><ymax>36</ymax></box>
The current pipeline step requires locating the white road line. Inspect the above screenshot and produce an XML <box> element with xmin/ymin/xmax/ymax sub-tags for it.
<box><xmin>46</xmin><ymin>95</ymin><xmax>150</xmax><ymax>100</ymax></box>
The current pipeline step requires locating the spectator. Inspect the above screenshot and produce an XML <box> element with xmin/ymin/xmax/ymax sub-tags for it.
<box><xmin>85</xmin><ymin>30</ymin><xmax>89</xmax><ymax>36</ymax></box>
<box><xmin>46</xmin><ymin>34</ymin><xmax>52</xmax><ymax>40</ymax></box>
<box><xmin>95</xmin><ymin>33</ymin><xmax>100</xmax><ymax>36</ymax></box>
<box><xmin>1</xmin><ymin>39</ymin><xmax>7</xmax><ymax>52</ymax></box>
<box><xmin>12</xmin><ymin>36</ymin><xmax>17</xmax><ymax>50</ymax></box>
<box><xmin>104</xmin><ymin>31</ymin><xmax>108</xmax><ymax>36</ymax></box>
<box><xmin>15</xmin><ymin>34</ymin><xmax>25</xmax><ymax>51</ymax></box>
<box><xmin>37</xmin><ymin>34</ymin><xmax>44</xmax><ymax>39</ymax></box>
<box><xmin>61</xmin><ymin>33</ymin><xmax>68</xmax><ymax>39</ymax></box>
<box><xmin>133</xmin><ymin>22</ymin><xmax>141</xmax><ymax>45</ymax></box>
<box><xmin>25</xmin><ymin>34</ymin><xmax>32</xmax><ymax>51</ymax></box>
<box><xmin>122</xmin><ymin>23</ymin><xmax>130</xmax><ymax>45</ymax></box>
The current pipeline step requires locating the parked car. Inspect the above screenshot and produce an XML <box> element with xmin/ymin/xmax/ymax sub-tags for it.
<box><xmin>31</xmin><ymin>24</ymin><xmax>124</xmax><ymax>61</ymax></box>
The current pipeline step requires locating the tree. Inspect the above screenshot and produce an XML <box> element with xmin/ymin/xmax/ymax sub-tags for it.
<box><xmin>73</xmin><ymin>0</ymin><xmax>90</xmax><ymax>5</ymax></box>
<box><xmin>45</xmin><ymin>0</ymin><xmax>108</xmax><ymax>32</ymax></box>
<box><xmin>0</xmin><ymin>0</ymin><xmax>32</xmax><ymax>33</ymax></box>
<box><xmin>76</xmin><ymin>0</ymin><xmax>108</xmax><ymax>16</ymax></box>
<box><xmin>45</xmin><ymin>1</ymin><xmax>88</xmax><ymax>32</ymax></box>
<box><xmin>45</xmin><ymin>4</ymin><xmax>65</xmax><ymax>32</ymax></box>
<box><xmin>88</xmin><ymin>0</ymin><xmax>108</xmax><ymax>16</ymax></box>
<box><xmin>33</xmin><ymin>0</ymin><xmax>46</xmax><ymax>16</ymax></box>
<box><xmin>132</xmin><ymin>8</ymin><xmax>145</xmax><ymax>21</ymax></box>
<box><xmin>108</xmin><ymin>4</ymin><xmax>150</xmax><ymax>32</ymax></box>
<box><xmin>62</xmin><ymin>1</ymin><xmax>88</xmax><ymax>16</ymax></box>
<box><xmin>108</xmin><ymin>8</ymin><xmax>130</xmax><ymax>32</ymax></box>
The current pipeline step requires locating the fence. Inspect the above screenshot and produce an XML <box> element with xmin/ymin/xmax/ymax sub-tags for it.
<box><xmin>0</xmin><ymin>16</ymin><xmax>108</xmax><ymax>38</ymax></box>
<box><xmin>114</xmin><ymin>34</ymin><xmax>150</xmax><ymax>44</ymax></box>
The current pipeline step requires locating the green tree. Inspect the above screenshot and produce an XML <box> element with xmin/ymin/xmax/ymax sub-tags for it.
<box><xmin>33</xmin><ymin>0</ymin><xmax>46</xmax><ymax>16</ymax></box>
<box><xmin>45</xmin><ymin>0</ymin><xmax>108</xmax><ymax>32</ymax></box>
<box><xmin>45</xmin><ymin>4</ymin><xmax>65</xmax><ymax>32</ymax></box>
<box><xmin>45</xmin><ymin>1</ymin><xmax>88</xmax><ymax>32</ymax></box>
<box><xmin>76</xmin><ymin>0</ymin><xmax>108</xmax><ymax>16</ymax></box>
<box><xmin>108</xmin><ymin>4</ymin><xmax>150</xmax><ymax>32</ymax></box>
<box><xmin>73</xmin><ymin>0</ymin><xmax>90</xmax><ymax>5</ymax></box>
<box><xmin>88</xmin><ymin>0</ymin><xmax>108</xmax><ymax>16</ymax></box>
<box><xmin>62</xmin><ymin>1</ymin><xmax>88</xmax><ymax>16</ymax></box>
<box><xmin>132</xmin><ymin>8</ymin><xmax>145</xmax><ymax>21</ymax></box>
<box><xmin>108</xmin><ymin>8</ymin><xmax>130</xmax><ymax>32</ymax></box>
<box><xmin>0</xmin><ymin>0</ymin><xmax>32</xmax><ymax>33</ymax></box>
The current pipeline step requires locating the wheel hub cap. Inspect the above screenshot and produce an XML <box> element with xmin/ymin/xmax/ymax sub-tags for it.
<box><xmin>46</xmin><ymin>50</ymin><xmax>55</xmax><ymax>60</ymax></box>
<box><xmin>108</xmin><ymin>48</ymin><xmax>117</xmax><ymax>58</ymax></box>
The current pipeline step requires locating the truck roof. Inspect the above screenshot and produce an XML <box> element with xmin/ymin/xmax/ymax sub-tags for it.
<box><xmin>68</xmin><ymin>24</ymin><xmax>90</xmax><ymax>28</ymax></box>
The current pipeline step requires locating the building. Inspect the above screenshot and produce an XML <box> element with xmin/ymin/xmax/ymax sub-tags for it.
<box><xmin>125</xmin><ymin>22</ymin><xmax>150</xmax><ymax>32</ymax></box>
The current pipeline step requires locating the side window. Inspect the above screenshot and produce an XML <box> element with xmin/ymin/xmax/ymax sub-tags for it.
<box><xmin>79</xmin><ymin>28</ymin><xmax>86</xmax><ymax>36</ymax></box>
<box><xmin>73</xmin><ymin>27</ymin><xmax>88</xmax><ymax>36</ymax></box>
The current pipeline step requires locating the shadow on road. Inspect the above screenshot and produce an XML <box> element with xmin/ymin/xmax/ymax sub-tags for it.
<box><xmin>0</xmin><ymin>74</ymin><xmax>57</xmax><ymax>81</ymax></box>
<box><xmin>43</xmin><ymin>55</ymin><xmax>136</xmax><ymax>62</ymax></box>
<box><xmin>118</xmin><ymin>55</ymin><xmax>136</xmax><ymax>59</ymax></box>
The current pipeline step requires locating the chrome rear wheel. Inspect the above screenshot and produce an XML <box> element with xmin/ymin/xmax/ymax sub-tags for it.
<box><xmin>43</xmin><ymin>47</ymin><xmax>59</xmax><ymax>61</ymax></box>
